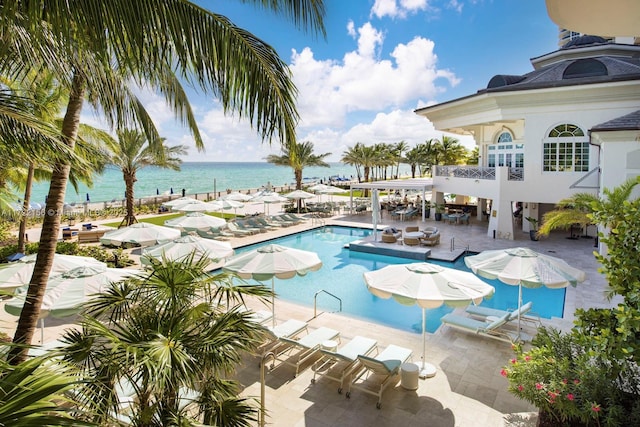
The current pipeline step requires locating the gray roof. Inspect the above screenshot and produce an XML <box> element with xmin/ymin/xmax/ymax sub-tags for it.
<box><xmin>591</xmin><ymin>110</ymin><xmax>640</xmax><ymax>132</ymax></box>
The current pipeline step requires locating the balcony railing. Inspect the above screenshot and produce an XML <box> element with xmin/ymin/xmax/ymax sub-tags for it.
<box><xmin>434</xmin><ymin>166</ymin><xmax>524</xmax><ymax>181</ymax></box>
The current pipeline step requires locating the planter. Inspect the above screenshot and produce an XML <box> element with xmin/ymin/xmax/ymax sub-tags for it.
<box><xmin>434</xmin><ymin>213</ymin><xmax>442</xmax><ymax>221</ymax></box>
<box><xmin>529</xmin><ymin>230</ymin><xmax>539</xmax><ymax>241</ymax></box>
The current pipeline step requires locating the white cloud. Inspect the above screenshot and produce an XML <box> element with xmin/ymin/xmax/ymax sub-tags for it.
<box><xmin>371</xmin><ymin>0</ymin><xmax>429</xmax><ymax>19</ymax></box>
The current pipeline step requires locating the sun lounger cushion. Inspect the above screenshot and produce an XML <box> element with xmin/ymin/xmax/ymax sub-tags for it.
<box><xmin>280</xmin><ymin>327</ymin><xmax>340</xmax><ymax>349</ymax></box>
<box><xmin>466</xmin><ymin>301</ymin><xmax>533</xmax><ymax>322</ymax></box>
<box><xmin>323</xmin><ymin>336</ymin><xmax>377</xmax><ymax>362</ymax></box>
<box><xmin>358</xmin><ymin>344</ymin><xmax>412</xmax><ymax>374</ymax></box>
<box><xmin>267</xmin><ymin>319</ymin><xmax>308</xmax><ymax>340</ymax></box>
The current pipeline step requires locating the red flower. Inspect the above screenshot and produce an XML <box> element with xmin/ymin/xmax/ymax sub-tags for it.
<box><xmin>524</xmin><ymin>355</ymin><xmax>531</xmax><ymax>362</ymax></box>
<box><xmin>536</xmin><ymin>383</ymin><xmax>544</xmax><ymax>390</ymax></box>
<box><xmin>592</xmin><ymin>404</ymin><xmax>601</xmax><ymax>412</ymax></box>
<box><xmin>500</xmin><ymin>369</ymin><xmax>508</xmax><ymax>377</ymax></box>
<box><xmin>517</xmin><ymin>385</ymin><xmax>524</xmax><ymax>392</ymax></box>
<box><xmin>567</xmin><ymin>393</ymin><xmax>575</xmax><ymax>401</ymax></box>
<box><xmin>548</xmin><ymin>391</ymin><xmax>558</xmax><ymax>399</ymax></box>
<box><xmin>562</xmin><ymin>378</ymin><xmax>568</xmax><ymax>384</ymax></box>
<box><xmin>574</xmin><ymin>379</ymin><xmax>580</xmax><ymax>385</ymax></box>
<box><xmin>510</xmin><ymin>358</ymin><xmax>517</xmax><ymax>364</ymax></box>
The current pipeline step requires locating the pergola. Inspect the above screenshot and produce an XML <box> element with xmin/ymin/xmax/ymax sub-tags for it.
<box><xmin>349</xmin><ymin>178</ymin><xmax>433</xmax><ymax>222</ymax></box>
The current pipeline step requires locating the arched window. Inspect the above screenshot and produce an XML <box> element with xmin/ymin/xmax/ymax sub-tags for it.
<box><xmin>487</xmin><ymin>131</ymin><xmax>524</xmax><ymax>168</ymax></box>
<box><xmin>543</xmin><ymin>124</ymin><xmax>589</xmax><ymax>172</ymax></box>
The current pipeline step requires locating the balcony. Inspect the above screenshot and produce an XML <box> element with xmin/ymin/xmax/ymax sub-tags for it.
<box><xmin>434</xmin><ymin>165</ymin><xmax>524</xmax><ymax>181</ymax></box>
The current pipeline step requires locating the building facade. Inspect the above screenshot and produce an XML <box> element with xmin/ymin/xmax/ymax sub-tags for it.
<box><xmin>415</xmin><ymin>36</ymin><xmax>640</xmax><ymax>245</ymax></box>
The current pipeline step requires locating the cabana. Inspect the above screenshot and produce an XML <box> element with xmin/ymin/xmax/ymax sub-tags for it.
<box><xmin>349</xmin><ymin>178</ymin><xmax>433</xmax><ymax>222</ymax></box>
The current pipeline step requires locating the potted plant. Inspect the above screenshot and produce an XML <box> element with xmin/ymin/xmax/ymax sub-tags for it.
<box><xmin>432</xmin><ymin>203</ymin><xmax>445</xmax><ymax>221</ymax></box>
<box><xmin>525</xmin><ymin>217</ymin><xmax>539</xmax><ymax>241</ymax></box>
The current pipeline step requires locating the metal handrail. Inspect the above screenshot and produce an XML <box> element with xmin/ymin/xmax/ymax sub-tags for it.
<box><xmin>314</xmin><ymin>289</ymin><xmax>342</xmax><ymax>318</ymax></box>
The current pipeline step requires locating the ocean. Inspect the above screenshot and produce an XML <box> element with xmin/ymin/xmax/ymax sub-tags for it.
<box><xmin>24</xmin><ymin>162</ymin><xmax>375</xmax><ymax>205</ymax></box>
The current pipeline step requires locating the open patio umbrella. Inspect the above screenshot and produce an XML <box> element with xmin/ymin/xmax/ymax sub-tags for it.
<box><xmin>464</xmin><ymin>247</ymin><xmax>586</xmax><ymax>340</ymax></box>
<box><xmin>250</xmin><ymin>191</ymin><xmax>287</xmax><ymax>216</ymax></box>
<box><xmin>364</xmin><ymin>263</ymin><xmax>495</xmax><ymax>379</ymax></box>
<box><xmin>174</xmin><ymin>200</ymin><xmax>222</xmax><ymax>213</ymax></box>
<box><xmin>164</xmin><ymin>212</ymin><xmax>226</xmax><ymax>231</ymax></box>
<box><xmin>214</xmin><ymin>199</ymin><xmax>244</xmax><ymax>217</ymax></box>
<box><xmin>222</xmin><ymin>191</ymin><xmax>253</xmax><ymax>202</ymax></box>
<box><xmin>162</xmin><ymin>196</ymin><xmax>199</xmax><ymax>208</ymax></box>
<box><xmin>284</xmin><ymin>190</ymin><xmax>315</xmax><ymax>213</ymax></box>
<box><xmin>0</xmin><ymin>254</ymin><xmax>106</xmax><ymax>294</ymax></box>
<box><xmin>141</xmin><ymin>234</ymin><xmax>234</xmax><ymax>268</ymax></box>
<box><xmin>223</xmin><ymin>244</ymin><xmax>322</xmax><ymax>327</ymax></box>
<box><xmin>100</xmin><ymin>223</ymin><xmax>181</xmax><ymax>247</ymax></box>
<box><xmin>5</xmin><ymin>265</ymin><xmax>141</xmax><ymax>342</ymax></box>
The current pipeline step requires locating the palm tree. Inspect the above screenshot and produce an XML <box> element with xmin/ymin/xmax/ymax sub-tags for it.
<box><xmin>107</xmin><ymin>129</ymin><xmax>187</xmax><ymax>227</ymax></box>
<box><xmin>266</xmin><ymin>141</ymin><xmax>331</xmax><ymax>211</ymax></box>
<box><xmin>60</xmin><ymin>256</ymin><xmax>272</xmax><ymax>426</ymax></box>
<box><xmin>3</xmin><ymin>0</ymin><xmax>326</xmax><ymax>363</ymax></box>
<box><xmin>392</xmin><ymin>141</ymin><xmax>409</xmax><ymax>178</ymax></box>
<box><xmin>341</xmin><ymin>143</ymin><xmax>377</xmax><ymax>196</ymax></box>
<box><xmin>435</xmin><ymin>135</ymin><xmax>468</xmax><ymax>166</ymax></box>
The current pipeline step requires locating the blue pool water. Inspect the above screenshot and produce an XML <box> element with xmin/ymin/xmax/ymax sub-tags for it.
<box><xmin>231</xmin><ymin>226</ymin><xmax>566</xmax><ymax>334</ymax></box>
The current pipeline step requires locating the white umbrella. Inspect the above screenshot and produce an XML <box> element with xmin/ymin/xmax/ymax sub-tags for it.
<box><xmin>162</xmin><ymin>196</ymin><xmax>200</xmax><ymax>207</ymax></box>
<box><xmin>284</xmin><ymin>190</ymin><xmax>315</xmax><ymax>213</ymax></box>
<box><xmin>364</xmin><ymin>263</ymin><xmax>495</xmax><ymax>378</ymax></box>
<box><xmin>222</xmin><ymin>192</ymin><xmax>253</xmax><ymax>202</ymax></box>
<box><xmin>214</xmin><ymin>199</ymin><xmax>244</xmax><ymax>217</ymax></box>
<box><xmin>100</xmin><ymin>223</ymin><xmax>181</xmax><ymax>247</ymax></box>
<box><xmin>250</xmin><ymin>191</ymin><xmax>287</xmax><ymax>216</ymax></box>
<box><xmin>0</xmin><ymin>254</ymin><xmax>106</xmax><ymax>294</ymax></box>
<box><xmin>223</xmin><ymin>244</ymin><xmax>322</xmax><ymax>326</ymax></box>
<box><xmin>141</xmin><ymin>234</ymin><xmax>234</xmax><ymax>267</ymax></box>
<box><xmin>174</xmin><ymin>200</ymin><xmax>222</xmax><ymax>213</ymax></box>
<box><xmin>164</xmin><ymin>212</ymin><xmax>226</xmax><ymax>231</ymax></box>
<box><xmin>464</xmin><ymin>247</ymin><xmax>586</xmax><ymax>340</ymax></box>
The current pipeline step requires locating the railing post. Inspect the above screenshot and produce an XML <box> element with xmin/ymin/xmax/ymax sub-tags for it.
<box><xmin>450</xmin><ymin>237</ymin><xmax>454</xmax><ymax>252</ymax></box>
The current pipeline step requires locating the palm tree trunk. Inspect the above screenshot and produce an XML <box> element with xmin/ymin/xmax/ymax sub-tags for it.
<box><xmin>17</xmin><ymin>163</ymin><xmax>35</xmax><ymax>254</ymax></box>
<box><xmin>9</xmin><ymin>73</ymin><xmax>85</xmax><ymax>365</ymax></box>
<box><xmin>120</xmin><ymin>172</ymin><xmax>138</xmax><ymax>227</ymax></box>
<box><xmin>295</xmin><ymin>168</ymin><xmax>302</xmax><ymax>211</ymax></box>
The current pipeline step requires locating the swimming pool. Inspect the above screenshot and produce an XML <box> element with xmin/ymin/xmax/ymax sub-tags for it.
<box><xmin>231</xmin><ymin>226</ymin><xmax>566</xmax><ymax>334</ymax></box>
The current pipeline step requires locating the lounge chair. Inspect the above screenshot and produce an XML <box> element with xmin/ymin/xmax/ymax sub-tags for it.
<box><xmin>226</xmin><ymin>221</ymin><xmax>257</xmax><ymax>236</ymax></box>
<box><xmin>381</xmin><ymin>234</ymin><xmax>397</xmax><ymax>244</ymax></box>
<box><xmin>274</xmin><ymin>326</ymin><xmax>341</xmax><ymax>377</ymax></box>
<box><xmin>237</xmin><ymin>306</ymin><xmax>273</xmax><ymax>325</ymax></box>
<box><xmin>261</xmin><ymin>319</ymin><xmax>309</xmax><ymax>353</ymax></box>
<box><xmin>465</xmin><ymin>301</ymin><xmax>540</xmax><ymax>326</ymax></box>
<box><xmin>282</xmin><ymin>213</ymin><xmax>306</xmax><ymax>223</ymax></box>
<box><xmin>255</xmin><ymin>217</ymin><xmax>286</xmax><ymax>228</ymax></box>
<box><xmin>243</xmin><ymin>218</ymin><xmax>272</xmax><ymax>232</ymax></box>
<box><xmin>439</xmin><ymin>311</ymin><xmax>521</xmax><ymax>343</ymax></box>
<box><xmin>403</xmin><ymin>236</ymin><xmax>420</xmax><ymax>246</ymax></box>
<box><xmin>345</xmin><ymin>344</ymin><xmax>413</xmax><ymax>409</ymax></box>
<box><xmin>235</xmin><ymin>220</ymin><xmax>263</xmax><ymax>234</ymax></box>
<box><xmin>312</xmin><ymin>335</ymin><xmax>378</xmax><ymax>393</ymax></box>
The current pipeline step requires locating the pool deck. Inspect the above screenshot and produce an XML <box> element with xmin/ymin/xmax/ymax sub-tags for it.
<box><xmin>5</xmin><ymin>208</ymin><xmax>615</xmax><ymax>426</ymax></box>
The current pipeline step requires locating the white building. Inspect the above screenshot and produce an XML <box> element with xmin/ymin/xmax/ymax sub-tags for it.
<box><xmin>415</xmin><ymin>35</ymin><xmax>640</xmax><ymax>245</ymax></box>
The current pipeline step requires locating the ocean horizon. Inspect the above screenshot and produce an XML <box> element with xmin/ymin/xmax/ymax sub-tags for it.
<box><xmin>22</xmin><ymin>162</ymin><xmax>396</xmax><ymax>205</ymax></box>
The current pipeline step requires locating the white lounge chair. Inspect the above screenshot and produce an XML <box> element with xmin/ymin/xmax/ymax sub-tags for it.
<box><xmin>440</xmin><ymin>311</ymin><xmax>522</xmax><ymax>343</ymax></box>
<box><xmin>274</xmin><ymin>326</ymin><xmax>341</xmax><ymax>377</ymax></box>
<box><xmin>312</xmin><ymin>335</ymin><xmax>378</xmax><ymax>393</ymax></box>
<box><xmin>345</xmin><ymin>344</ymin><xmax>413</xmax><ymax>409</ymax></box>
<box><xmin>261</xmin><ymin>319</ymin><xmax>308</xmax><ymax>353</ymax></box>
<box><xmin>465</xmin><ymin>301</ymin><xmax>540</xmax><ymax>326</ymax></box>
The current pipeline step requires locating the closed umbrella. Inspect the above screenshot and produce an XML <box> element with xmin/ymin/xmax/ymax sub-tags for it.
<box><xmin>464</xmin><ymin>247</ymin><xmax>586</xmax><ymax>340</ymax></box>
<box><xmin>164</xmin><ymin>212</ymin><xmax>226</xmax><ymax>231</ymax></box>
<box><xmin>0</xmin><ymin>254</ymin><xmax>106</xmax><ymax>294</ymax></box>
<box><xmin>372</xmin><ymin>189</ymin><xmax>381</xmax><ymax>241</ymax></box>
<box><xmin>100</xmin><ymin>223</ymin><xmax>181</xmax><ymax>247</ymax></box>
<box><xmin>364</xmin><ymin>263</ymin><xmax>495</xmax><ymax>378</ymax></box>
<box><xmin>141</xmin><ymin>234</ymin><xmax>234</xmax><ymax>268</ymax></box>
<box><xmin>223</xmin><ymin>244</ymin><xmax>322</xmax><ymax>327</ymax></box>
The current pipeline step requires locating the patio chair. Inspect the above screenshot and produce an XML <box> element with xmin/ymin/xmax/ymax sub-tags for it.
<box><xmin>345</xmin><ymin>344</ymin><xmax>413</xmax><ymax>409</ymax></box>
<box><xmin>236</xmin><ymin>220</ymin><xmax>264</xmax><ymax>233</ymax></box>
<box><xmin>274</xmin><ymin>326</ymin><xmax>341</xmax><ymax>377</ymax></box>
<box><xmin>465</xmin><ymin>301</ymin><xmax>540</xmax><ymax>327</ymax></box>
<box><xmin>226</xmin><ymin>221</ymin><xmax>257</xmax><ymax>236</ymax></box>
<box><xmin>405</xmin><ymin>226</ymin><xmax>419</xmax><ymax>233</ymax></box>
<box><xmin>312</xmin><ymin>335</ymin><xmax>378</xmax><ymax>393</ymax></box>
<box><xmin>245</xmin><ymin>217</ymin><xmax>276</xmax><ymax>232</ymax></box>
<box><xmin>419</xmin><ymin>231</ymin><xmax>440</xmax><ymax>246</ymax></box>
<box><xmin>439</xmin><ymin>311</ymin><xmax>521</xmax><ymax>343</ymax></box>
<box><xmin>403</xmin><ymin>236</ymin><xmax>420</xmax><ymax>246</ymax></box>
<box><xmin>381</xmin><ymin>234</ymin><xmax>397</xmax><ymax>244</ymax></box>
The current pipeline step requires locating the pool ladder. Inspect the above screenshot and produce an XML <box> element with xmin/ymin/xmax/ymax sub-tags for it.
<box><xmin>313</xmin><ymin>289</ymin><xmax>342</xmax><ymax>318</ymax></box>
<box><xmin>310</xmin><ymin>213</ymin><xmax>325</xmax><ymax>226</ymax></box>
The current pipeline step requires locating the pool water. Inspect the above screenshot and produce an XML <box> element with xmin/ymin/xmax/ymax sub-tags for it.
<box><xmin>231</xmin><ymin>226</ymin><xmax>566</xmax><ymax>334</ymax></box>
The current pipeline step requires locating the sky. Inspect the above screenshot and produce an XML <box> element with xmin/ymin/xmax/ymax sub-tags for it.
<box><xmin>95</xmin><ymin>0</ymin><xmax>560</xmax><ymax>162</ymax></box>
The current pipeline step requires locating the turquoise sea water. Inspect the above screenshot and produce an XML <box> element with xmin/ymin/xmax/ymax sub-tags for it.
<box><xmin>25</xmin><ymin>162</ymin><xmax>378</xmax><ymax>205</ymax></box>
<box><xmin>230</xmin><ymin>226</ymin><xmax>566</xmax><ymax>334</ymax></box>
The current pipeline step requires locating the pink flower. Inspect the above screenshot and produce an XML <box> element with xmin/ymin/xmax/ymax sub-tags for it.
<box><xmin>592</xmin><ymin>404</ymin><xmax>601</xmax><ymax>412</ymax></box>
<box><xmin>500</xmin><ymin>369</ymin><xmax>508</xmax><ymax>377</ymax></box>
<box><xmin>574</xmin><ymin>379</ymin><xmax>581</xmax><ymax>385</ymax></box>
<box><xmin>524</xmin><ymin>355</ymin><xmax>531</xmax><ymax>362</ymax></box>
<box><xmin>548</xmin><ymin>391</ymin><xmax>558</xmax><ymax>399</ymax></box>
<box><xmin>536</xmin><ymin>383</ymin><xmax>544</xmax><ymax>390</ymax></box>
<box><xmin>567</xmin><ymin>393</ymin><xmax>575</xmax><ymax>401</ymax></box>
<box><xmin>510</xmin><ymin>358</ymin><xmax>517</xmax><ymax>364</ymax></box>
<box><xmin>562</xmin><ymin>378</ymin><xmax>568</xmax><ymax>384</ymax></box>
<box><xmin>517</xmin><ymin>385</ymin><xmax>524</xmax><ymax>392</ymax></box>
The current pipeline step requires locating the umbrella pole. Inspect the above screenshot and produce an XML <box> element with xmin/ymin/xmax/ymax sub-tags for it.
<box><xmin>517</xmin><ymin>283</ymin><xmax>523</xmax><ymax>341</ymax></box>
<box><xmin>271</xmin><ymin>278</ymin><xmax>276</xmax><ymax>328</ymax></box>
<box><xmin>419</xmin><ymin>308</ymin><xmax>436</xmax><ymax>379</ymax></box>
